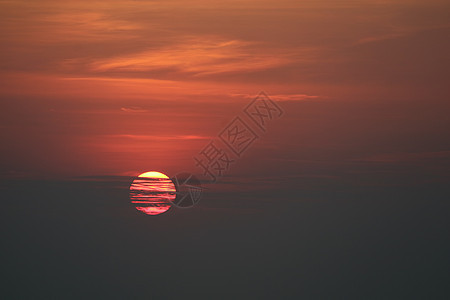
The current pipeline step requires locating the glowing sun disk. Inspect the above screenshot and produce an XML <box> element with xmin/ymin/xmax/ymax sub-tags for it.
<box><xmin>138</xmin><ymin>171</ymin><xmax>169</xmax><ymax>179</ymax></box>
<box><xmin>130</xmin><ymin>170</ymin><xmax>176</xmax><ymax>216</ymax></box>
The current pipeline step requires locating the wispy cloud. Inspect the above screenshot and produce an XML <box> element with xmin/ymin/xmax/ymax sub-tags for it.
<box><xmin>231</xmin><ymin>93</ymin><xmax>321</xmax><ymax>101</ymax></box>
<box><xmin>351</xmin><ymin>151</ymin><xmax>450</xmax><ymax>163</ymax></box>
<box><xmin>89</xmin><ymin>37</ymin><xmax>302</xmax><ymax>76</ymax></box>
<box><xmin>41</xmin><ymin>12</ymin><xmax>141</xmax><ymax>41</ymax></box>
<box><xmin>120</xmin><ymin>106</ymin><xmax>148</xmax><ymax>113</ymax></box>
<box><xmin>106</xmin><ymin>134</ymin><xmax>211</xmax><ymax>141</ymax></box>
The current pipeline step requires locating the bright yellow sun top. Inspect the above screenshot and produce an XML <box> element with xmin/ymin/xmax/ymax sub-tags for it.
<box><xmin>138</xmin><ymin>171</ymin><xmax>169</xmax><ymax>179</ymax></box>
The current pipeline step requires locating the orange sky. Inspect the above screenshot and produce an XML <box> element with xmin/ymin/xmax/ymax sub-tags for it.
<box><xmin>1</xmin><ymin>0</ymin><xmax>449</xmax><ymax>186</ymax></box>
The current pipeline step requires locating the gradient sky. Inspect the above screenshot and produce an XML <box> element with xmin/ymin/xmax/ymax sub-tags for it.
<box><xmin>1</xmin><ymin>0</ymin><xmax>449</xmax><ymax>189</ymax></box>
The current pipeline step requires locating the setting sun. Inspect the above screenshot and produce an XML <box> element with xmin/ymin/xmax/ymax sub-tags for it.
<box><xmin>130</xmin><ymin>171</ymin><xmax>176</xmax><ymax>215</ymax></box>
<box><xmin>137</xmin><ymin>171</ymin><xmax>170</xmax><ymax>179</ymax></box>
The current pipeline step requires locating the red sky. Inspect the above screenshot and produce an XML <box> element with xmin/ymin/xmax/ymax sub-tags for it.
<box><xmin>1</xmin><ymin>0</ymin><xmax>449</xmax><ymax>188</ymax></box>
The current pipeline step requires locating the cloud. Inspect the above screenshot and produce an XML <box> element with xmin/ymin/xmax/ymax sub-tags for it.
<box><xmin>355</xmin><ymin>32</ymin><xmax>408</xmax><ymax>45</ymax></box>
<box><xmin>231</xmin><ymin>93</ymin><xmax>321</xmax><ymax>101</ymax></box>
<box><xmin>106</xmin><ymin>134</ymin><xmax>211</xmax><ymax>141</ymax></box>
<box><xmin>120</xmin><ymin>106</ymin><xmax>148</xmax><ymax>113</ymax></box>
<box><xmin>354</xmin><ymin>24</ymin><xmax>450</xmax><ymax>46</ymax></box>
<box><xmin>89</xmin><ymin>36</ymin><xmax>299</xmax><ymax>76</ymax></box>
<box><xmin>351</xmin><ymin>151</ymin><xmax>450</xmax><ymax>163</ymax></box>
<box><xmin>40</xmin><ymin>12</ymin><xmax>141</xmax><ymax>42</ymax></box>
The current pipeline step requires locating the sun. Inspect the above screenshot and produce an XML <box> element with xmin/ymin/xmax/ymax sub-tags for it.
<box><xmin>129</xmin><ymin>171</ymin><xmax>176</xmax><ymax>215</ymax></box>
<box><xmin>138</xmin><ymin>171</ymin><xmax>170</xmax><ymax>179</ymax></box>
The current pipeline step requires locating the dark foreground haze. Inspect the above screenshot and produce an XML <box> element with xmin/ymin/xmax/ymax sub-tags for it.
<box><xmin>1</xmin><ymin>178</ymin><xmax>449</xmax><ymax>299</ymax></box>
